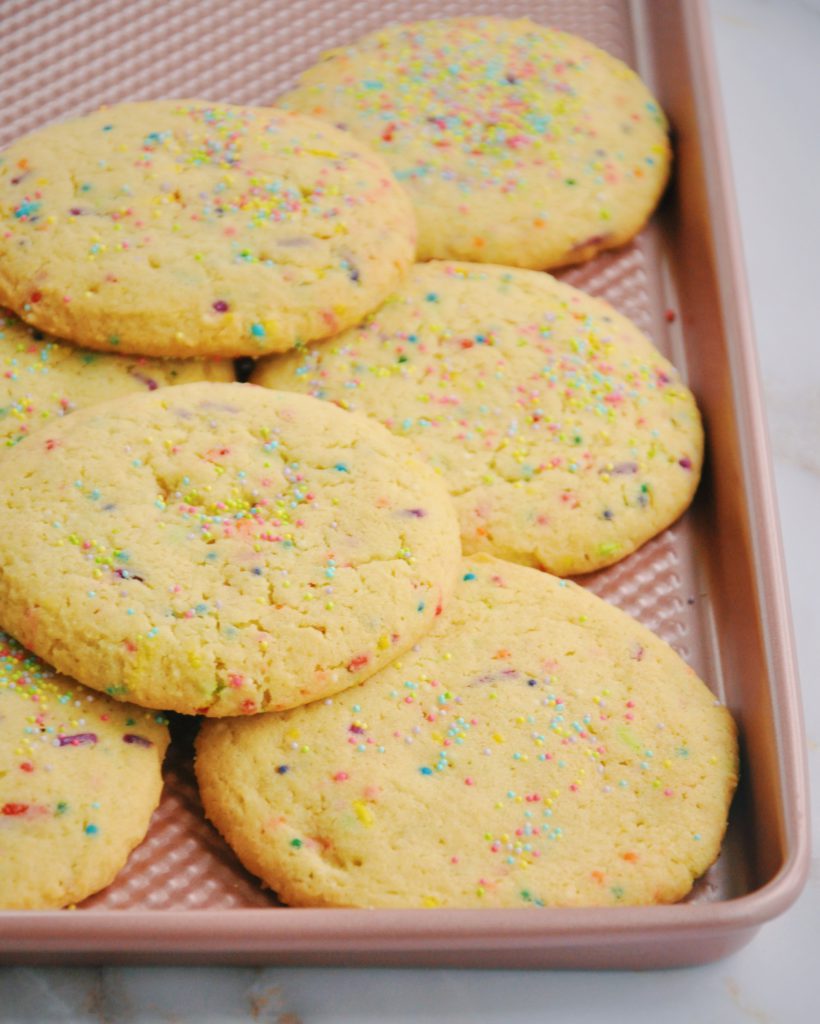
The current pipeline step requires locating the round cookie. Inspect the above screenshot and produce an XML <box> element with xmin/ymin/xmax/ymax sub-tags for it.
<box><xmin>253</xmin><ymin>262</ymin><xmax>703</xmax><ymax>575</ymax></box>
<box><xmin>0</xmin><ymin>381</ymin><xmax>461</xmax><ymax>717</ymax></box>
<box><xmin>0</xmin><ymin>629</ymin><xmax>169</xmax><ymax>910</ymax></box>
<box><xmin>0</xmin><ymin>308</ymin><xmax>233</xmax><ymax>449</ymax></box>
<box><xmin>196</xmin><ymin>555</ymin><xmax>738</xmax><ymax>909</ymax></box>
<box><xmin>0</xmin><ymin>100</ymin><xmax>416</xmax><ymax>358</ymax></box>
<box><xmin>278</xmin><ymin>17</ymin><xmax>670</xmax><ymax>269</ymax></box>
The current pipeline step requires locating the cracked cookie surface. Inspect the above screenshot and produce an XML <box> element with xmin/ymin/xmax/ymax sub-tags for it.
<box><xmin>0</xmin><ymin>629</ymin><xmax>169</xmax><ymax>909</ymax></box>
<box><xmin>253</xmin><ymin>262</ymin><xmax>703</xmax><ymax>575</ymax></box>
<box><xmin>0</xmin><ymin>381</ymin><xmax>461</xmax><ymax>716</ymax></box>
<box><xmin>196</xmin><ymin>555</ymin><xmax>737</xmax><ymax>908</ymax></box>
<box><xmin>278</xmin><ymin>17</ymin><xmax>670</xmax><ymax>269</ymax></box>
<box><xmin>0</xmin><ymin>100</ymin><xmax>416</xmax><ymax>358</ymax></box>
<box><xmin>0</xmin><ymin>308</ymin><xmax>233</xmax><ymax>449</ymax></box>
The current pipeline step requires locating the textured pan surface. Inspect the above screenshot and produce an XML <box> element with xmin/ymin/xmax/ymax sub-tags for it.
<box><xmin>0</xmin><ymin>0</ymin><xmax>807</xmax><ymax>964</ymax></box>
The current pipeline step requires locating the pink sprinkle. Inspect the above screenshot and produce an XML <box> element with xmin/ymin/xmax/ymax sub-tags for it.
<box><xmin>464</xmin><ymin>777</ymin><xmax>474</xmax><ymax>786</ymax></box>
<box><xmin>333</xmin><ymin>771</ymin><xmax>349</xmax><ymax>782</ymax></box>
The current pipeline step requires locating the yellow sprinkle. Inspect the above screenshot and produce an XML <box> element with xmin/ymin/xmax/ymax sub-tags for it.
<box><xmin>353</xmin><ymin>801</ymin><xmax>374</xmax><ymax>827</ymax></box>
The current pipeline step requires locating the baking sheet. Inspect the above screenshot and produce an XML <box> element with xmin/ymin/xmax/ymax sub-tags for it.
<box><xmin>0</xmin><ymin>0</ymin><xmax>808</xmax><ymax>966</ymax></box>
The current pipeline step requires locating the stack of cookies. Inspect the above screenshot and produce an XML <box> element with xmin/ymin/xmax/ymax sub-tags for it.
<box><xmin>0</xmin><ymin>19</ymin><xmax>737</xmax><ymax>912</ymax></box>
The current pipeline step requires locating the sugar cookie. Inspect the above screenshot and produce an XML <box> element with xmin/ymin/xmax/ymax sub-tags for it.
<box><xmin>0</xmin><ymin>382</ymin><xmax>460</xmax><ymax>716</ymax></box>
<box><xmin>278</xmin><ymin>18</ymin><xmax>670</xmax><ymax>268</ymax></box>
<box><xmin>253</xmin><ymin>262</ymin><xmax>702</xmax><ymax>575</ymax></box>
<box><xmin>0</xmin><ymin>308</ymin><xmax>233</xmax><ymax>448</ymax></box>
<box><xmin>0</xmin><ymin>630</ymin><xmax>169</xmax><ymax>909</ymax></box>
<box><xmin>196</xmin><ymin>556</ymin><xmax>737</xmax><ymax>908</ymax></box>
<box><xmin>0</xmin><ymin>100</ymin><xmax>416</xmax><ymax>357</ymax></box>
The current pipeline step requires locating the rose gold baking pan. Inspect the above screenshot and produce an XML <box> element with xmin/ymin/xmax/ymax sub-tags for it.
<box><xmin>0</xmin><ymin>0</ymin><xmax>809</xmax><ymax>968</ymax></box>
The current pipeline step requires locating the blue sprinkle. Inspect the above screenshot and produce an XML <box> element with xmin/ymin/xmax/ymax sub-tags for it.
<box><xmin>13</xmin><ymin>200</ymin><xmax>41</xmax><ymax>219</ymax></box>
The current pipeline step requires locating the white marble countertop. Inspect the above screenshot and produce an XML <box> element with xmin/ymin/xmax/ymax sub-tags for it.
<box><xmin>2</xmin><ymin>0</ymin><xmax>818</xmax><ymax>1019</ymax></box>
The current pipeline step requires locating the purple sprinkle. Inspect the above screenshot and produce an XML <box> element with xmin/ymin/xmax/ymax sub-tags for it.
<box><xmin>129</xmin><ymin>369</ymin><xmax>159</xmax><ymax>391</ymax></box>
<box><xmin>123</xmin><ymin>734</ymin><xmax>153</xmax><ymax>748</ymax></box>
<box><xmin>69</xmin><ymin>207</ymin><xmax>83</xmax><ymax>216</ymax></box>
<box><xmin>401</xmin><ymin>508</ymin><xmax>427</xmax><ymax>518</ymax></box>
<box><xmin>679</xmin><ymin>457</ymin><xmax>693</xmax><ymax>470</ymax></box>
<box><xmin>470</xmin><ymin>669</ymin><xmax>522</xmax><ymax>687</ymax></box>
<box><xmin>114</xmin><ymin>567</ymin><xmax>144</xmax><ymax>582</ymax></box>
<box><xmin>213</xmin><ymin>300</ymin><xmax>229</xmax><ymax>313</ymax></box>
<box><xmin>611</xmin><ymin>462</ymin><xmax>639</xmax><ymax>475</ymax></box>
<box><xmin>58</xmin><ymin>733</ymin><xmax>98</xmax><ymax>747</ymax></box>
